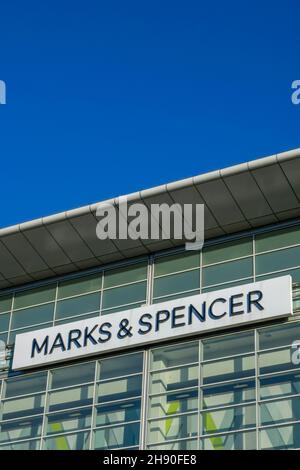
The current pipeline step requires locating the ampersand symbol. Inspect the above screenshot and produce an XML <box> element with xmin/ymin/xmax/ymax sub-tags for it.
<box><xmin>117</xmin><ymin>318</ymin><xmax>133</xmax><ymax>339</ymax></box>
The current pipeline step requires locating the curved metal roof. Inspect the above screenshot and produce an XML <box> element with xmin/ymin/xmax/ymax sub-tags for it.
<box><xmin>1</xmin><ymin>148</ymin><xmax>300</xmax><ymax>289</ymax></box>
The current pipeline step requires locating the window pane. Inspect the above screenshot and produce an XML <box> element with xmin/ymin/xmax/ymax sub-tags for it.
<box><xmin>202</xmin><ymin>258</ymin><xmax>253</xmax><ymax>287</ymax></box>
<box><xmin>153</xmin><ymin>270</ymin><xmax>200</xmax><ymax>299</ymax></box>
<box><xmin>148</xmin><ymin>414</ymin><xmax>197</xmax><ymax>444</ymax></box>
<box><xmin>202</xmin><ymin>331</ymin><xmax>254</xmax><ymax>361</ymax></box>
<box><xmin>202</xmin><ymin>379</ymin><xmax>256</xmax><ymax>409</ymax></box>
<box><xmin>260</xmin><ymin>371</ymin><xmax>300</xmax><ymax>400</ymax></box>
<box><xmin>0</xmin><ymin>295</ymin><xmax>12</xmax><ymax>314</ymax></box>
<box><xmin>202</xmin><ymin>430</ymin><xmax>256</xmax><ymax>450</ymax></box>
<box><xmin>48</xmin><ymin>385</ymin><xmax>93</xmax><ymax>412</ymax></box>
<box><xmin>102</xmin><ymin>282</ymin><xmax>146</xmax><ymax>310</ymax></box>
<box><xmin>11</xmin><ymin>303</ymin><xmax>54</xmax><ymax>330</ymax></box>
<box><xmin>58</xmin><ymin>274</ymin><xmax>101</xmax><ymax>299</ymax></box>
<box><xmin>151</xmin><ymin>342</ymin><xmax>199</xmax><ymax>370</ymax></box>
<box><xmin>258</xmin><ymin>322</ymin><xmax>300</xmax><ymax>350</ymax></box>
<box><xmin>4</xmin><ymin>372</ymin><xmax>47</xmax><ymax>398</ymax></box>
<box><xmin>99</xmin><ymin>353</ymin><xmax>143</xmax><ymax>380</ymax></box>
<box><xmin>96</xmin><ymin>399</ymin><xmax>141</xmax><ymax>426</ymax></box>
<box><xmin>56</xmin><ymin>292</ymin><xmax>100</xmax><ymax>320</ymax></box>
<box><xmin>150</xmin><ymin>365</ymin><xmax>198</xmax><ymax>395</ymax></box>
<box><xmin>43</xmin><ymin>431</ymin><xmax>90</xmax><ymax>450</ymax></box>
<box><xmin>94</xmin><ymin>422</ymin><xmax>140</xmax><ymax>449</ymax></box>
<box><xmin>257</xmin><ymin>268</ymin><xmax>300</xmax><ymax>284</ymax></box>
<box><xmin>9</xmin><ymin>323</ymin><xmax>52</xmax><ymax>344</ymax></box>
<box><xmin>260</xmin><ymin>423</ymin><xmax>300</xmax><ymax>450</ymax></box>
<box><xmin>202</xmin><ymin>355</ymin><xmax>255</xmax><ymax>384</ymax></box>
<box><xmin>203</xmin><ymin>238</ymin><xmax>252</xmax><ymax>265</ymax></box>
<box><xmin>260</xmin><ymin>397</ymin><xmax>300</xmax><ymax>426</ymax></box>
<box><xmin>256</xmin><ymin>226</ymin><xmax>300</xmax><ymax>254</ymax></box>
<box><xmin>46</xmin><ymin>407</ymin><xmax>92</xmax><ymax>435</ymax></box>
<box><xmin>258</xmin><ymin>348</ymin><xmax>298</xmax><ymax>375</ymax></box>
<box><xmin>256</xmin><ymin>246</ymin><xmax>300</xmax><ymax>275</ymax></box>
<box><xmin>0</xmin><ymin>313</ymin><xmax>10</xmax><ymax>332</ymax></box>
<box><xmin>0</xmin><ymin>439</ymin><xmax>40</xmax><ymax>450</ymax></box>
<box><xmin>14</xmin><ymin>285</ymin><xmax>56</xmax><ymax>309</ymax></box>
<box><xmin>154</xmin><ymin>252</ymin><xmax>200</xmax><ymax>277</ymax></box>
<box><xmin>104</xmin><ymin>263</ymin><xmax>147</xmax><ymax>288</ymax></box>
<box><xmin>148</xmin><ymin>439</ymin><xmax>197</xmax><ymax>450</ymax></box>
<box><xmin>98</xmin><ymin>376</ymin><xmax>142</xmax><ymax>403</ymax></box>
<box><xmin>202</xmin><ymin>404</ymin><xmax>256</xmax><ymax>434</ymax></box>
<box><xmin>51</xmin><ymin>362</ymin><xmax>95</xmax><ymax>389</ymax></box>
<box><xmin>0</xmin><ymin>416</ymin><xmax>43</xmax><ymax>443</ymax></box>
<box><xmin>149</xmin><ymin>389</ymin><xmax>198</xmax><ymax>419</ymax></box>
<box><xmin>2</xmin><ymin>394</ymin><xmax>45</xmax><ymax>420</ymax></box>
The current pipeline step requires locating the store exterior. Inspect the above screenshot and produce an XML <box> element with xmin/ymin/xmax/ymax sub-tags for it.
<box><xmin>1</xmin><ymin>149</ymin><xmax>300</xmax><ymax>450</ymax></box>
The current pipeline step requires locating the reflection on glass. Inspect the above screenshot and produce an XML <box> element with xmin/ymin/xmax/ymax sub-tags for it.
<box><xmin>99</xmin><ymin>353</ymin><xmax>143</xmax><ymax>380</ymax></box>
<box><xmin>258</xmin><ymin>322</ymin><xmax>300</xmax><ymax>350</ymax></box>
<box><xmin>48</xmin><ymin>385</ymin><xmax>93</xmax><ymax>412</ymax></box>
<box><xmin>202</xmin><ymin>379</ymin><xmax>256</xmax><ymax>409</ymax></box>
<box><xmin>46</xmin><ymin>407</ymin><xmax>92</xmax><ymax>435</ymax></box>
<box><xmin>43</xmin><ymin>431</ymin><xmax>90</xmax><ymax>450</ymax></box>
<box><xmin>148</xmin><ymin>414</ymin><xmax>197</xmax><ymax>444</ymax></box>
<box><xmin>258</xmin><ymin>348</ymin><xmax>298</xmax><ymax>375</ymax></box>
<box><xmin>98</xmin><ymin>376</ymin><xmax>142</xmax><ymax>403</ymax></box>
<box><xmin>1</xmin><ymin>394</ymin><xmax>45</xmax><ymax>420</ymax></box>
<box><xmin>260</xmin><ymin>423</ymin><xmax>300</xmax><ymax>450</ymax></box>
<box><xmin>153</xmin><ymin>271</ymin><xmax>200</xmax><ymax>299</ymax></box>
<box><xmin>202</xmin><ymin>430</ymin><xmax>256</xmax><ymax>450</ymax></box>
<box><xmin>202</xmin><ymin>331</ymin><xmax>254</xmax><ymax>361</ymax></box>
<box><xmin>203</xmin><ymin>239</ymin><xmax>252</xmax><ymax>266</ymax></box>
<box><xmin>94</xmin><ymin>422</ymin><xmax>140</xmax><ymax>449</ymax></box>
<box><xmin>260</xmin><ymin>397</ymin><xmax>300</xmax><ymax>426</ymax></box>
<box><xmin>202</xmin><ymin>258</ymin><xmax>253</xmax><ymax>287</ymax></box>
<box><xmin>57</xmin><ymin>274</ymin><xmax>101</xmax><ymax>299</ymax></box>
<box><xmin>151</xmin><ymin>342</ymin><xmax>198</xmax><ymax>370</ymax></box>
<box><xmin>55</xmin><ymin>292</ymin><xmax>100</xmax><ymax>320</ymax></box>
<box><xmin>96</xmin><ymin>400</ymin><xmax>141</xmax><ymax>427</ymax></box>
<box><xmin>148</xmin><ymin>439</ymin><xmax>198</xmax><ymax>450</ymax></box>
<box><xmin>150</xmin><ymin>366</ymin><xmax>198</xmax><ymax>394</ymax></box>
<box><xmin>50</xmin><ymin>362</ymin><xmax>95</xmax><ymax>389</ymax></box>
<box><xmin>260</xmin><ymin>372</ymin><xmax>300</xmax><ymax>399</ymax></box>
<box><xmin>202</xmin><ymin>404</ymin><xmax>256</xmax><ymax>434</ymax></box>
<box><xmin>11</xmin><ymin>303</ymin><xmax>54</xmax><ymax>330</ymax></box>
<box><xmin>154</xmin><ymin>252</ymin><xmax>199</xmax><ymax>277</ymax></box>
<box><xmin>149</xmin><ymin>389</ymin><xmax>198</xmax><ymax>419</ymax></box>
<box><xmin>202</xmin><ymin>355</ymin><xmax>255</xmax><ymax>384</ymax></box>
<box><xmin>0</xmin><ymin>416</ymin><xmax>43</xmax><ymax>443</ymax></box>
<box><xmin>4</xmin><ymin>372</ymin><xmax>47</xmax><ymax>398</ymax></box>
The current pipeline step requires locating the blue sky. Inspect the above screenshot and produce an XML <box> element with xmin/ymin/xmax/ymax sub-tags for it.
<box><xmin>0</xmin><ymin>0</ymin><xmax>300</xmax><ymax>227</ymax></box>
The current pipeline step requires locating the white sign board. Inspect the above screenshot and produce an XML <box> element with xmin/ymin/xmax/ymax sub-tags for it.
<box><xmin>13</xmin><ymin>275</ymin><xmax>293</xmax><ymax>370</ymax></box>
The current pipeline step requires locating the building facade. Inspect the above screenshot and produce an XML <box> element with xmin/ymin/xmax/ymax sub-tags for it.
<box><xmin>1</xmin><ymin>149</ymin><xmax>300</xmax><ymax>450</ymax></box>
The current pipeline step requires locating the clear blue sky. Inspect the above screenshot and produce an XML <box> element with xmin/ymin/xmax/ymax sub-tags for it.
<box><xmin>0</xmin><ymin>0</ymin><xmax>300</xmax><ymax>227</ymax></box>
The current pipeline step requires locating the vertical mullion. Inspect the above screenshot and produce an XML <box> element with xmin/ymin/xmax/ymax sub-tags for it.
<box><xmin>88</xmin><ymin>360</ymin><xmax>99</xmax><ymax>450</ymax></box>
<box><xmin>254</xmin><ymin>329</ymin><xmax>260</xmax><ymax>449</ymax></box>
<box><xmin>198</xmin><ymin>339</ymin><xmax>202</xmax><ymax>450</ymax></box>
<box><xmin>140</xmin><ymin>349</ymin><xmax>149</xmax><ymax>449</ymax></box>
<box><xmin>39</xmin><ymin>368</ymin><xmax>51</xmax><ymax>450</ymax></box>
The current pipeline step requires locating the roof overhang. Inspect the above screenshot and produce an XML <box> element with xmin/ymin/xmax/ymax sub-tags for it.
<box><xmin>1</xmin><ymin>148</ymin><xmax>300</xmax><ymax>289</ymax></box>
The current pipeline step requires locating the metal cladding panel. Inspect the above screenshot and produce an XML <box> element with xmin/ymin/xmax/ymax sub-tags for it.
<box><xmin>251</xmin><ymin>164</ymin><xmax>300</xmax><ymax>213</ymax></box>
<box><xmin>1</xmin><ymin>232</ymin><xmax>49</xmax><ymax>273</ymax></box>
<box><xmin>280</xmin><ymin>157</ymin><xmax>300</xmax><ymax>201</ymax></box>
<box><xmin>22</xmin><ymin>226</ymin><xmax>71</xmax><ymax>267</ymax></box>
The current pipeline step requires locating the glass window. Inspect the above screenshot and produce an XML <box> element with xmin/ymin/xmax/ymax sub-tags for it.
<box><xmin>0</xmin><ymin>439</ymin><xmax>40</xmax><ymax>450</ymax></box>
<box><xmin>202</xmin><ymin>258</ymin><xmax>253</xmax><ymax>287</ymax></box>
<box><xmin>258</xmin><ymin>322</ymin><xmax>300</xmax><ymax>350</ymax></box>
<box><xmin>202</xmin><ymin>331</ymin><xmax>254</xmax><ymax>361</ymax></box>
<box><xmin>256</xmin><ymin>226</ymin><xmax>300</xmax><ymax>254</ymax></box>
<box><xmin>202</xmin><ymin>379</ymin><xmax>256</xmax><ymax>409</ymax></box>
<box><xmin>260</xmin><ymin>423</ymin><xmax>300</xmax><ymax>450</ymax></box>
<box><xmin>154</xmin><ymin>252</ymin><xmax>199</xmax><ymax>277</ymax></box>
<box><xmin>48</xmin><ymin>384</ymin><xmax>94</xmax><ymax>412</ymax></box>
<box><xmin>98</xmin><ymin>376</ymin><xmax>142</xmax><ymax>403</ymax></box>
<box><xmin>0</xmin><ymin>313</ymin><xmax>10</xmax><ymax>332</ymax></box>
<box><xmin>151</xmin><ymin>342</ymin><xmax>199</xmax><ymax>370</ymax></box>
<box><xmin>150</xmin><ymin>365</ymin><xmax>198</xmax><ymax>395</ymax></box>
<box><xmin>55</xmin><ymin>292</ymin><xmax>100</xmax><ymax>320</ymax></box>
<box><xmin>0</xmin><ymin>295</ymin><xmax>12</xmax><ymax>314</ymax></box>
<box><xmin>46</xmin><ymin>407</ymin><xmax>92</xmax><ymax>435</ymax></box>
<box><xmin>202</xmin><ymin>404</ymin><xmax>256</xmax><ymax>434</ymax></box>
<box><xmin>1</xmin><ymin>394</ymin><xmax>45</xmax><ymax>420</ymax></box>
<box><xmin>153</xmin><ymin>270</ymin><xmax>200</xmax><ymax>299</ymax></box>
<box><xmin>96</xmin><ymin>399</ymin><xmax>141</xmax><ymax>427</ymax></box>
<box><xmin>149</xmin><ymin>389</ymin><xmax>198</xmax><ymax>419</ymax></box>
<box><xmin>50</xmin><ymin>362</ymin><xmax>95</xmax><ymax>389</ymax></box>
<box><xmin>202</xmin><ymin>355</ymin><xmax>255</xmax><ymax>385</ymax></box>
<box><xmin>203</xmin><ymin>238</ymin><xmax>252</xmax><ymax>265</ymax></box>
<box><xmin>260</xmin><ymin>396</ymin><xmax>300</xmax><ymax>426</ymax></box>
<box><xmin>0</xmin><ymin>416</ymin><xmax>43</xmax><ymax>443</ymax></box>
<box><xmin>260</xmin><ymin>371</ymin><xmax>300</xmax><ymax>400</ymax></box>
<box><xmin>256</xmin><ymin>246</ymin><xmax>300</xmax><ymax>275</ymax></box>
<box><xmin>58</xmin><ymin>274</ymin><xmax>101</xmax><ymax>299</ymax></box>
<box><xmin>43</xmin><ymin>430</ymin><xmax>90</xmax><ymax>450</ymax></box>
<box><xmin>4</xmin><ymin>372</ymin><xmax>47</xmax><ymax>398</ymax></box>
<box><xmin>104</xmin><ymin>263</ymin><xmax>147</xmax><ymax>288</ymax></box>
<box><xmin>257</xmin><ymin>268</ymin><xmax>300</xmax><ymax>284</ymax></box>
<box><xmin>11</xmin><ymin>303</ymin><xmax>54</xmax><ymax>330</ymax></box>
<box><xmin>102</xmin><ymin>282</ymin><xmax>146</xmax><ymax>311</ymax></box>
<box><xmin>258</xmin><ymin>347</ymin><xmax>299</xmax><ymax>375</ymax></box>
<box><xmin>14</xmin><ymin>285</ymin><xmax>56</xmax><ymax>309</ymax></box>
<box><xmin>148</xmin><ymin>413</ymin><xmax>197</xmax><ymax>444</ymax></box>
<box><xmin>99</xmin><ymin>353</ymin><xmax>143</xmax><ymax>380</ymax></box>
<box><xmin>202</xmin><ymin>430</ymin><xmax>256</xmax><ymax>450</ymax></box>
<box><xmin>94</xmin><ymin>422</ymin><xmax>140</xmax><ymax>449</ymax></box>
<box><xmin>148</xmin><ymin>439</ymin><xmax>197</xmax><ymax>450</ymax></box>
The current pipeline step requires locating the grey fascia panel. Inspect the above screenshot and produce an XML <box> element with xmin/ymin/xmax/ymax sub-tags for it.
<box><xmin>0</xmin><ymin>240</ymin><xmax>27</xmax><ymax>279</ymax></box>
<box><xmin>280</xmin><ymin>158</ymin><xmax>300</xmax><ymax>202</ymax></box>
<box><xmin>250</xmin><ymin>164</ymin><xmax>300</xmax><ymax>213</ymax></box>
<box><xmin>1</xmin><ymin>233</ymin><xmax>49</xmax><ymax>273</ymax></box>
<box><xmin>222</xmin><ymin>171</ymin><xmax>273</xmax><ymax>219</ymax></box>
